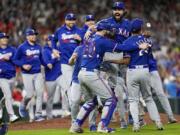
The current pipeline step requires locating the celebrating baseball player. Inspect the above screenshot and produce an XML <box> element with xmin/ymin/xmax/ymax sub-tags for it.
<box><xmin>14</xmin><ymin>28</ymin><xmax>45</xmax><ymax>122</ymax></box>
<box><xmin>99</xmin><ymin>1</ymin><xmax>131</xmax><ymax>128</ymax></box>
<box><xmin>124</xmin><ymin>18</ymin><xmax>164</xmax><ymax>132</ymax></box>
<box><xmin>69</xmin><ymin>14</ymin><xmax>98</xmax><ymax>131</ymax></box>
<box><xmin>0</xmin><ymin>32</ymin><xmax>19</xmax><ymax>122</ymax></box>
<box><xmin>54</xmin><ymin>13</ymin><xmax>82</xmax><ymax>115</ymax></box>
<box><xmin>42</xmin><ymin>34</ymin><xmax>64</xmax><ymax>120</ymax></box>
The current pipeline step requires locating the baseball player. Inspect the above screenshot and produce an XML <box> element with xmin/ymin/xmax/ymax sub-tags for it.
<box><xmin>54</xmin><ymin>13</ymin><xmax>82</xmax><ymax>115</ymax></box>
<box><xmin>124</xmin><ymin>18</ymin><xmax>164</xmax><ymax>132</ymax></box>
<box><xmin>99</xmin><ymin>1</ymin><xmax>131</xmax><ymax>128</ymax></box>
<box><xmin>69</xmin><ymin>15</ymin><xmax>98</xmax><ymax>131</ymax></box>
<box><xmin>42</xmin><ymin>34</ymin><xmax>65</xmax><ymax>120</ymax></box>
<box><xmin>81</xmin><ymin>15</ymin><xmax>96</xmax><ymax>38</ymax></box>
<box><xmin>0</xmin><ymin>32</ymin><xmax>19</xmax><ymax>122</ymax></box>
<box><xmin>14</xmin><ymin>28</ymin><xmax>45</xmax><ymax>122</ymax></box>
<box><xmin>69</xmin><ymin>22</ymin><xmax>148</xmax><ymax>133</ymax></box>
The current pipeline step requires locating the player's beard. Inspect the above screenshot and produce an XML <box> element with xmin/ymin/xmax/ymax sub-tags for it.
<box><xmin>113</xmin><ymin>11</ymin><xmax>127</xmax><ymax>22</ymax></box>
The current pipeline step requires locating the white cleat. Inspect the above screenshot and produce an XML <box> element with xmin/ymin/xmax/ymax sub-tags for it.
<box><xmin>155</xmin><ymin>121</ymin><xmax>164</xmax><ymax>130</ymax></box>
<box><xmin>97</xmin><ymin>122</ymin><xmax>115</xmax><ymax>133</ymax></box>
<box><xmin>69</xmin><ymin>122</ymin><xmax>83</xmax><ymax>133</ymax></box>
<box><xmin>10</xmin><ymin>115</ymin><xmax>19</xmax><ymax>122</ymax></box>
<box><xmin>62</xmin><ymin>110</ymin><xmax>71</xmax><ymax>117</ymax></box>
<box><xmin>132</xmin><ymin>124</ymin><xmax>140</xmax><ymax>132</ymax></box>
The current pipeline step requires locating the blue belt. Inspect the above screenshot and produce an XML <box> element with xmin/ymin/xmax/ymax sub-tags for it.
<box><xmin>129</xmin><ymin>65</ymin><xmax>149</xmax><ymax>69</ymax></box>
<box><xmin>81</xmin><ymin>68</ymin><xmax>99</xmax><ymax>72</ymax></box>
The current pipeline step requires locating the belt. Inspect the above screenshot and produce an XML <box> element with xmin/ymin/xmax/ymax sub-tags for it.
<box><xmin>81</xmin><ymin>68</ymin><xmax>99</xmax><ymax>72</ymax></box>
<box><xmin>129</xmin><ymin>65</ymin><xmax>149</xmax><ymax>69</ymax></box>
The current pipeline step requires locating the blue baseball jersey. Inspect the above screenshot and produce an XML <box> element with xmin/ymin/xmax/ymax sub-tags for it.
<box><xmin>117</xmin><ymin>35</ymin><xmax>152</xmax><ymax>67</ymax></box>
<box><xmin>42</xmin><ymin>45</ymin><xmax>62</xmax><ymax>81</ymax></box>
<box><xmin>100</xmin><ymin>17</ymin><xmax>131</xmax><ymax>43</ymax></box>
<box><xmin>81</xmin><ymin>35</ymin><xmax>114</xmax><ymax>70</ymax></box>
<box><xmin>54</xmin><ymin>24</ymin><xmax>82</xmax><ymax>64</ymax></box>
<box><xmin>80</xmin><ymin>34</ymin><xmax>136</xmax><ymax>70</ymax></box>
<box><xmin>72</xmin><ymin>45</ymin><xmax>84</xmax><ymax>83</ymax></box>
<box><xmin>0</xmin><ymin>46</ymin><xmax>16</xmax><ymax>79</ymax></box>
<box><xmin>13</xmin><ymin>41</ymin><xmax>43</xmax><ymax>74</ymax></box>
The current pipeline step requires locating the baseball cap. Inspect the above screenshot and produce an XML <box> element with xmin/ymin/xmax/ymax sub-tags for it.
<box><xmin>112</xmin><ymin>2</ymin><xmax>125</xmax><ymax>10</ymax></box>
<box><xmin>96</xmin><ymin>22</ymin><xmax>115</xmax><ymax>31</ymax></box>
<box><xmin>85</xmin><ymin>15</ymin><xmax>95</xmax><ymax>22</ymax></box>
<box><xmin>0</xmin><ymin>32</ymin><xmax>9</xmax><ymax>39</ymax></box>
<box><xmin>65</xmin><ymin>13</ymin><xmax>76</xmax><ymax>20</ymax></box>
<box><xmin>25</xmin><ymin>28</ymin><xmax>38</xmax><ymax>36</ymax></box>
<box><xmin>131</xmin><ymin>18</ymin><xmax>144</xmax><ymax>32</ymax></box>
<box><xmin>47</xmin><ymin>34</ymin><xmax>55</xmax><ymax>41</ymax></box>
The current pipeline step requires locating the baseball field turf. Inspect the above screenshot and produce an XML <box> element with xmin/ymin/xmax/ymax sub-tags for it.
<box><xmin>8</xmin><ymin>123</ymin><xmax>180</xmax><ymax>135</ymax></box>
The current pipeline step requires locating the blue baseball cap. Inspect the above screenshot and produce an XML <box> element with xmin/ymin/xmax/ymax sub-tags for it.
<box><xmin>0</xmin><ymin>32</ymin><xmax>9</xmax><ymax>39</ymax></box>
<box><xmin>96</xmin><ymin>22</ymin><xmax>115</xmax><ymax>31</ymax></box>
<box><xmin>112</xmin><ymin>2</ymin><xmax>125</xmax><ymax>10</ymax></box>
<box><xmin>25</xmin><ymin>28</ymin><xmax>38</xmax><ymax>36</ymax></box>
<box><xmin>47</xmin><ymin>34</ymin><xmax>55</xmax><ymax>41</ymax></box>
<box><xmin>131</xmin><ymin>18</ymin><xmax>144</xmax><ymax>32</ymax></box>
<box><xmin>85</xmin><ymin>15</ymin><xmax>95</xmax><ymax>22</ymax></box>
<box><xmin>65</xmin><ymin>13</ymin><xmax>76</xmax><ymax>20</ymax></box>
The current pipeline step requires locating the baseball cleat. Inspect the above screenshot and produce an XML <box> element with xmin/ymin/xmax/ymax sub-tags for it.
<box><xmin>0</xmin><ymin>124</ymin><xmax>8</xmax><ymax>135</ymax></box>
<box><xmin>19</xmin><ymin>104</ymin><xmax>28</xmax><ymax>118</ymax></box>
<box><xmin>155</xmin><ymin>121</ymin><xmax>164</xmax><ymax>130</ymax></box>
<box><xmin>10</xmin><ymin>115</ymin><xmax>19</xmax><ymax>123</ymax></box>
<box><xmin>132</xmin><ymin>125</ymin><xmax>140</xmax><ymax>132</ymax></box>
<box><xmin>69</xmin><ymin>122</ymin><xmax>83</xmax><ymax>133</ymax></box>
<box><xmin>29</xmin><ymin>119</ymin><xmax>34</xmax><ymax>123</ymax></box>
<box><xmin>168</xmin><ymin>118</ymin><xmax>177</xmax><ymax>124</ymax></box>
<box><xmin>35</xmin><ymin>116</ymin><xmax>45</xmax><ymax>122</ymax></box>
<box><xmin>89</xmin><ymin>124</ymin><xmax>97</xmax><ymax>132</ymax></box>
<box><xmin>120</xmin><ymin>119</ymin><xmax>128</xmax><ymax>129</ymax></box>
<box><xmin>62</xmin><ymin>110</ymin><xmax>71</xmax><ymax>118</ymax></box>
<box><xmin>97</xmin><ymin>122</ymin><xmax>115</xmax><ymax>133</ymax></box>
<box><xmin>139</xmin><ymin>118</ymin><xmax>146</xmax><ymax>127</ymax></box>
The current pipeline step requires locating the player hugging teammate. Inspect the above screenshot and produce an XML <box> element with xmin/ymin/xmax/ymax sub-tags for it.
<box><xmin>0</xmin><ymin>1</ymin><xmax>177</xmax><ymax>135</ymax></box>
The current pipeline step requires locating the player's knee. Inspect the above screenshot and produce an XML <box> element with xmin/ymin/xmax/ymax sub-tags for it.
<box><xmin>105</xmin><ymin>97</ymin><xmax>117</xmax><ymax>107</ymax></box>
<box><xmin>144</xmin><ymin>96</ymin><xmax>153</xmax><ymax>103</ymax></box>
<box><xmin>128</xmin><ymin>97</ymin><xmax>139</xmax><ymax>103</ymax></box>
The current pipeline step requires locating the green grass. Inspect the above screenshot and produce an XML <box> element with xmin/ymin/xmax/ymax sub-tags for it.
<box><xmin>8</xmin><ymin>123</ymin><xmax>180</xmax><ymax>135</ymax></box>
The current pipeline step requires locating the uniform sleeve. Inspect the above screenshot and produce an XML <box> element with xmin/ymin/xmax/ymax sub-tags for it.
<box><xmin>102</xmin><ymin>39</ymin><xmax>116</xmax><ymax>53</ymax></box>
<box><xmin>12</xmin><ymin>46</ymin><xmax>24</xmax><ymax>67</ymax></box>
<box><xmin>114</xmin><ymin>41</ymin><xmax>139</xmax><ymax>52</ymax></box>
<box><xmin>42</xmin><ymin>49</ymin><xmax>50</xmax><ymax>66</ymax></box>
<box><xmin>42</xmin><ymin>48</ymin><xmax>57</xmax><ymax>67</ymax></box>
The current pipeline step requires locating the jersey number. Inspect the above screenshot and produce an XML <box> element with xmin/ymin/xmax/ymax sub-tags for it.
<box><xmin>139</xmin><ymin>50</ymin><xmax>148</xmax><ymax>56</ymax></box>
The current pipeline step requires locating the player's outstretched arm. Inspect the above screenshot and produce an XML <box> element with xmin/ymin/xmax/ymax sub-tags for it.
<box><xmin>107</xmin><ymin>57</ymin><xmax>130</xmax><ymax>64</ymax></box>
